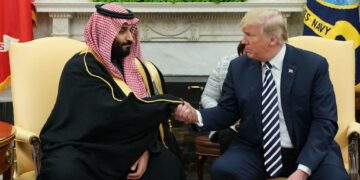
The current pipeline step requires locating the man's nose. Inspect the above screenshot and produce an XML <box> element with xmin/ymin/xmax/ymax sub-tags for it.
<box><xmin>241</xmin><ymin>37</ymin><xmax>248</xmax><ymax>45</ymax></box>
<box><xmin>126</xmin><ymin>31</ymin><xmax>134</xmax><ymax>42</ymax></box>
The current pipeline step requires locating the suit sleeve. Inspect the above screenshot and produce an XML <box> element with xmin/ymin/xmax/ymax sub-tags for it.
<box><xmin>297</xmin><ymin>58</ymin><xmax>338</xmax><ymax>171</ymax></box>
<box><xmin>199</xmin><ymin>61</ymin><xmax>240</xmax><ymax>131</ymax></box>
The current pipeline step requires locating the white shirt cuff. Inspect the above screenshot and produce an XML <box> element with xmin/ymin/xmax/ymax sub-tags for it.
<box><xmin>196</xmin><ymin>110</ymin><xmax>204</xmax><ymax>127</ymax></box>
<box><xmin>208</xmin><ymin>131</ymin><xmax>216</xmax><ymax>139</ymax></box>
<box><xmin>230</xmin><ymin>124</ymin><xmax>237</xmax><ymax>132</ymax></box>
<box><xmin>297</xmin><ymin>164</ymin><xmax>312</xmax><ymax>176</ymax></box>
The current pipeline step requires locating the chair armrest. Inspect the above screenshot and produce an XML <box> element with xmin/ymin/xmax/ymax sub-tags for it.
<box><xmin>14</xmin><ymin>126</ymin><xmax>41</xmax><ymax>177</ymax></box>
<box><xmin>347</xmin><ymin>122</ymin><xmax>360</xmax><ymax>180</ymax></box>
<box><xmin>14</xmin><ymin>126</ymin><xmax>38</xmax><ymax>144</ymax></box>
<box><xmin>347</xmin><ymin>122</ymin><xmax>360</xmax><ymax>138</ymax></box>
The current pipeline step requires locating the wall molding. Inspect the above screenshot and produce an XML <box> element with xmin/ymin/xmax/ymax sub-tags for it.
<box><xmin>34</xmin><ymin>2</ymin><xmax>305</xmax><ymax>13</ymax></box>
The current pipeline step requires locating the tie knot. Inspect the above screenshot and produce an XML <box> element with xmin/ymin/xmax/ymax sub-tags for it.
<box><xmin>265</xmin><ymin>62</ymin><xmax>272</xmax><ymax>69</ymax></box>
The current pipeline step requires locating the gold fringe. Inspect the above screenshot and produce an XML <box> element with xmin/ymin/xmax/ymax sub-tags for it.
<box><xmin>0</xmin><ymin>76</ymin><xmax>11</xmax><ymax>92</ymax></box>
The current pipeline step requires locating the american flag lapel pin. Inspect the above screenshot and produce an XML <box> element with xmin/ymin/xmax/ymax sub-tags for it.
<box><xmin>288</xmin><ymin>68</ymin><xmax>294</xmax><ymax>74</ymax></box>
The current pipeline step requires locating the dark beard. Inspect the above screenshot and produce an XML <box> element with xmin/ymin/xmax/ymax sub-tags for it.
<box><xmin>111</xmin><ymin>40</ymin><xmax>132</xmax><ymax>63</ymax></box>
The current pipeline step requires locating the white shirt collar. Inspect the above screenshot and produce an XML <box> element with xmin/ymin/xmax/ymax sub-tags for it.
<box><xmin>261</xmin><ymin>44</ymin><xmax>286</xmax><ymax>70</ymax></box>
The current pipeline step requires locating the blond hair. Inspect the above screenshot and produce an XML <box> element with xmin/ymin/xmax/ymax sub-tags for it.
<box><xmin>240</xmin><ymin>9</ymin><xmax>288</xmax><ymax>43</ymax></box>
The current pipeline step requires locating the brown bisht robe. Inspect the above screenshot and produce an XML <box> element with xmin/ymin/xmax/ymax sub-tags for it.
<box><xmin>38</xmin><ymin>51</ymin><xmax>186</xmax><ymax>180</ymax></box>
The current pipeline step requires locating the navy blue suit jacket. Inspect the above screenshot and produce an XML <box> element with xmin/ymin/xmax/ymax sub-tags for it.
<box><xmin>200</xmin><ymin>44</ymin><xmax>340</xmax><ymax>171</ymax></box>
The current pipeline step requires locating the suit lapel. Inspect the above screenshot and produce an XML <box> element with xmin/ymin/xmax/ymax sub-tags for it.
<box><xmin>281</xmin><ymin>44</ymin><xmax>297</xmax><ymax>146</ymax></box>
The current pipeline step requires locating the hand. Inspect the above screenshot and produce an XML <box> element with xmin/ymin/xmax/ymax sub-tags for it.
<box><xmin>287</xmin><ymin>169</ymin><xmax>309</xmax><ymax>180</ymax></box>
<box><xmin>173</xmin><ymin>101</ymin><xmax>198</xmax><ymax>124</ymax></box>
<box><xmin>127</xmin><ymin>150</ymin><xmax>150</xmax><ymax>180</ymax></box>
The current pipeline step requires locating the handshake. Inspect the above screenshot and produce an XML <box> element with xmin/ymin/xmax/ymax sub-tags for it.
<box><xmin>173</xmin><ymin>101</ymin><xmax>199</xmax><ymax>125</ymax></box>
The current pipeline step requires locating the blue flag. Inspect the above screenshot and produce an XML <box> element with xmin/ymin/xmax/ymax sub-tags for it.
<box><xmin>303</xmin><ymin>0</ymin><xmax>360</xmax><ymax>83</ymax></box>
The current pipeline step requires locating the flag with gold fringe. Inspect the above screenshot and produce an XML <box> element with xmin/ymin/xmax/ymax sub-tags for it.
<box><xmin>0</xmin><ymin>0</ymin><xmax>36</xmax><ymax>91</ymax></box>
<box><xmin>303</xmin><ymin>0</ymin><xmax>360</xmax><ymax>83</ymax></box>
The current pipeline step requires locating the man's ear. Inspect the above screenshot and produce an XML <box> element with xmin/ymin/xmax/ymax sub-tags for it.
<box><xmin>269</xmin><ymin>35</ymin><xmax>279</xmax><ymax>46</ymax></box>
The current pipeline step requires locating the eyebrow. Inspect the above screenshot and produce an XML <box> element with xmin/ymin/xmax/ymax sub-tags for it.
<box><xmin>122</xmin><ymin>23</ymin><xmax>132</xmax><ymax>27</ymax></box>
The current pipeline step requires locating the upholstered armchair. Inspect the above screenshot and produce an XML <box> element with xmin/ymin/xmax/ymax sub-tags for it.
<box><xmin>9</xmin><ymin>37</ymin><xmax>86</xmax><ymax>179</ymax></box>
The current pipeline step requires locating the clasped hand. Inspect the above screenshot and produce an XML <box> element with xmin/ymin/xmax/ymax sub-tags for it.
<box><xmin>173</xmin><ymin>101</ymin><xmax>198</xmax><ymax>124</ymax></box>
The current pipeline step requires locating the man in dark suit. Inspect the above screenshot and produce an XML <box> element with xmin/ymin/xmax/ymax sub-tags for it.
<box><xmin>174</xmin><ymin>8</ymin><xmax>348</xmax><ymax>180</ymax></box>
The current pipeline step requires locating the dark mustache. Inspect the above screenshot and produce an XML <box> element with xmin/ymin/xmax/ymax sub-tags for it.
<box><xmin>121</xmin><ymin>41</ymin><xmax>132</xmax><ymax>46</ymax></box>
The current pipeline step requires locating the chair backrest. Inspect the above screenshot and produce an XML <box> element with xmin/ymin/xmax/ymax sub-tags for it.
<box><xmin>288</xmin><ymin>36</ymin><xmax>355</xmax><ymax>168</ymax></box>
<box><xmin>9</xmin><ymin>37</ymin><xmax>86</xmax><ymax>176</ymax></box>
